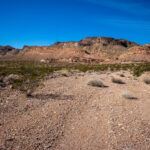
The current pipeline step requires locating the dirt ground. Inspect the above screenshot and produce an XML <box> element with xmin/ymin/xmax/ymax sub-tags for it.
<box><xmin>1</xmin><ymin>71</ymin><xmax>150</xmax><ymax>150</ymax></box>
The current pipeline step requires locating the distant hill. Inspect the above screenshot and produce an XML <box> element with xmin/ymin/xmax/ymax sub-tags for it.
<box><xmin>51</xmin><ymin>37</ymin><xmax>139</xmax><ymax>56</ymax></box>
<box><xmin>0</xmin><ymin>46</ymin><xmax>15</xmax><ymax>55</ymax></box>
<box><xmin>0</xmin><ymin>37</ymin><xmax>150</xmax><ymax>63</ymax></box>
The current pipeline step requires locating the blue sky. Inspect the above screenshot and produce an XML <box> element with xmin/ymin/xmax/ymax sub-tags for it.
<box><xmin>0</xmin><ymin>0</ymin><xmax>150</xmax><ymax>48</ymax></box>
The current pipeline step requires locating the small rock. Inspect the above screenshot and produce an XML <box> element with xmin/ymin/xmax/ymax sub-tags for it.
<box><xmin>6</xmin><ymin>137</ymin><xmax>14</xmax><ymax>142</ymax></box>
<box><xmin>40</xmin><ymin>59</ymin><xmax>46</xmax><ymax>63</ymax></box>
<box><xmin>24</xmin><ymin>105</ymin><xmax>30</xmax><ymax>111</ymax></box>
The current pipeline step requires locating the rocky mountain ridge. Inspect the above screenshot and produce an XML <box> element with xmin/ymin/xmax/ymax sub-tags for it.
<box><xmin>0</xmin><ymin>37</ymin><xmax>150</xmax><ymax>63</ymax></box>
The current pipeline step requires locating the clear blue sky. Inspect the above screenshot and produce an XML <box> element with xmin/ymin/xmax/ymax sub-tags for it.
<box><xmin>0</xmin><ymin>0</ymin><xmax>150</xmax><ymax>48</ymax></box>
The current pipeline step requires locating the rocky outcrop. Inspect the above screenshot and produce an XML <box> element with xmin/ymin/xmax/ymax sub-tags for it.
<box><xmin>145</xmin><ymin>43</ymin><xmax>150</xmax><ymax>48</ymax></box>
<box><xmin>0</xmin><ymin>46</ymin><xmax>15</xmax><ymax>55</ymax></box>
<box><xmin>50</xmin><ymin>37</ymin><xmax>139</xmax><ymax>56</ymax></box>
<box><xmin>119</xmin><ymin>46</ymin><xmax>150</xmax><ymax>62</ymax></box>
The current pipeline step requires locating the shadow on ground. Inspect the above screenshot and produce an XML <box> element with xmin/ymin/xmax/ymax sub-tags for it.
<box><xmin>31</xmin><ymin>93</ymin><xmax>74</xmax><ymax>101</ymax></box>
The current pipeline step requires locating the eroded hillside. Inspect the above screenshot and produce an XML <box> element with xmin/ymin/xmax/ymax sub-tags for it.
<box><xmin>0</xmin><ymin>37</ymin><xmax>150</xmax><ymax>63</ymax></box>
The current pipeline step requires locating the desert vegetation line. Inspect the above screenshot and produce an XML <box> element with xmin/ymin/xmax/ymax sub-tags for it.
<box><xmin>0</xmin><ymin>61</ymin><xmax>150</xmax><ymax>96</ymax></box>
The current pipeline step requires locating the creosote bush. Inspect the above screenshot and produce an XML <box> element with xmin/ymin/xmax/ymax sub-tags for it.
<box><xmin>121</xmin><ymin>91</ymin><xmax>137</xmax><ymax>100</ymax></box>
<box><xmin>139</xmin><ymin>73</ymin><xmax>150</xmax><ymax>84</ymax></box>
<box><xmin>143</xmin><ymin>78</ymin><xmax>150</xmax><ymax>84</ymax></box>
<box><xmin>119</xmin><ymin>74</ymin><xmax>125</xmax><ymax>77</ymax></box>
<box><xmin>111</xmin><ymin>77</ymin><xmax>125</xmax><ymax>84</ymax></box>
<box><xmin>88</xmin><ymin>80</ymin><xmax>106</xmax><ymax>87</ymax></box>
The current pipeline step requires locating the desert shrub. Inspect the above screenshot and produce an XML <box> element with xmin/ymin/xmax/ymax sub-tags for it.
<box><xmin>138</xmin><ymin>72</ymin><xmax>150</xmax><ymax>84</ymax></box>
<box><xmin>119</xmin><ymin>74</ymin><xmax>125</xmax><ymax>77</ymax></box>
<box><xmin>121</xmin><ymin>91</ymin><xmax>137</xmax><ymax>100</ymax></box>
<box><xmin>88</xmin><ymin>80</ymin><xmax>106</xmax><ymax>87</ymax></box>
<box><xmin>0</xmin><ymin>62</ymin><xmax>49</xmax><ymax>96</ymax></box>
<box><xmin>1</xmin><ymin>61</ymin><xmax>150</xmax><ymax>96</ymax></box>
<box><xmin>26</xmin><ymin>88</ymin><xmax>35</xmax><ymax>97</ymax></box>
<box><xmin>132</xmin><ymin>63</ymin><xmax>150</xmax><ymax>76</ymax></box>
<box><xmin>3</xmin><ymin>74</ymin><xmax>20</xmax><ymax>85</ymax></box>
<box><xmin>59</xmin><ymin>69</ymin><xmax>69</xmax><ymax>76</ymax></box>
<box><xmin>143</xmin><ymin>78</ymin><xmax>150</xmax><ymax>84</ymax></box>
<box><xmin>111</xmin><ymin>77</ymin><xmax>125</xmax><ymax>84</ymax></box>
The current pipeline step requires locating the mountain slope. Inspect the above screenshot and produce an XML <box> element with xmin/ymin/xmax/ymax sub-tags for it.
<box><xmin>51</xmin><ymin>37</ymin><xmax>139</xmax><ymax>56</ymax></box>
<box><xmin>1</xmin><ymin>37</ymin><xmax>150</xmax><ymax>63</ymax></box>
<box><xmin>119</xmin><ymin>46</ymin><xmax>150</xmax><ymax>62</ymax></box>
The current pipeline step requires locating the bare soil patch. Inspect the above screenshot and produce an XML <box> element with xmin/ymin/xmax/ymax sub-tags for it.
<box><xmin>1</xmin><ymin>71</ymin><xmax>150</xmax><ymax>149</ymax></box>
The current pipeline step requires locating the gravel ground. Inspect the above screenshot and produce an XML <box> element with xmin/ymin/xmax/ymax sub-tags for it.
<box><xmin>1</xmin><ymin>71</ymin><xmax>150</xmax><ymax>150</ymax></box>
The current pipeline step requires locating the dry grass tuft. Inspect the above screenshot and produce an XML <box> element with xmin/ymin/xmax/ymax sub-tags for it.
<box><xmin>88</xmin><ymin>80</ymin><xmax>107</xmax><ymax>88</ymax></box>
<box><xmin>112</xmin><ymin>77</ymin><xmax>125</xmax><ymax>84</ymax></box>
<box><xmin>143</xmin><ymin>77</ymin><xmax>150</xmax><ymax>84</ymax></box>
<box><xmin>121</xmin><ymin>91</ymin><xmax>137</xmax><ymax>100</ymax></box>
<box><xmin>119</xmin><ymin>74</ymin><xmax>125</xmax><ymax>77</ymax></box>
<box><xmin>139</xmin><ymin>72</ymin><xmax>150</xmax><ymax>84</ymax></box>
